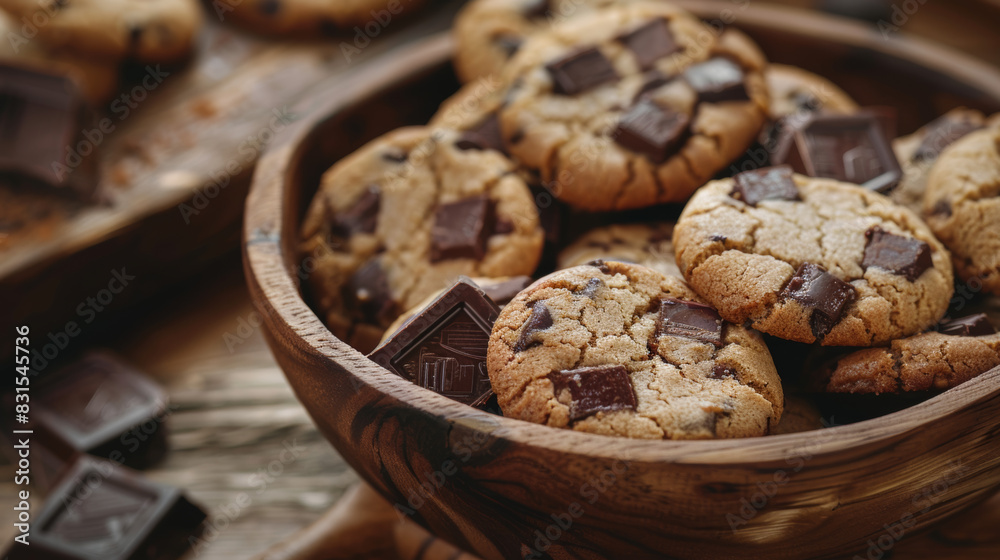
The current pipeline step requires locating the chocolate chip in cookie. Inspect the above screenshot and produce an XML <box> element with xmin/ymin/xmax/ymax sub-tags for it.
<box><xmin>614</xmin><ymin>100</ymin><xmax>690</xmax><ymax>163</ymax></box>
<box><xmin>782</xmin><ymin>263</ymin><xmax>857</xmax><ymax>340</ymax></box>
<box><xmin>616</xmin><ymin>19</ymin><xmax>680</xmax><ymax>71</ymax></box>
<box><xmin>731</xmin><ymin>165</ymin><xmax>800</xmax><ymax>206</ymax></box>
<box><xmin>430</xmin><ymin>196</ymin><xmax>497</xmax><ymax>262</ymax></box>
<box><xmin>940</xmin><ymin>314</ymin><xmax>996</xmax><ymax>337</ymax></box>
<box><xmin>329</xmin><ymin>185</ymin><xmax>380</xmax><ymax>238</ymax></box>
<box><xmin>545</xmin><ymin>46</ymin><xmax>618</xmax><ymax>95</ymax></box>
<box><xmin>862</xmin><ymin>227</ymin><xmax>933</xmax><ymax>281</ymax></box>
<box><xmin>344</xmin><ymin>260</ymin><xmax>398</xmax><ymax>327</ymax></box>
<box><xmin>654</xmin><ymin>298</ymin><xmax>724</xmax><ymax>348</ymax></box>
<box><xmin>549</xmin><ymin>365</ymin><xmax>637</xmax><ymax>421</ymax></box>
<box><xmin>514</xmin><ymin>302</ymin><xmax>553</xmax><ymax>352</ymax></box>
<box><xmin>684</xmin><ymin>58</ymin><xmax>749</xmax><ymax>103</ymax></box>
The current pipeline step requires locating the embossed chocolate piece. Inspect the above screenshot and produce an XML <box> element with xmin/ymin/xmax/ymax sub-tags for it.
<box><xmin>614</xmin><ymin>100</ymin><xmax>689</xmax><ymax>163</ymax></box>
<box><xmin>913</xmin><ymin>114</ymin><xmax>982</xmax><ymax>161</ymax></box>
<box><xmin>33</xmin><ymin>352</ymin><xmax>169</xmax><ymax>469</ymax></box>
<box><xmin>654</xmin><ymin>297</ymin><xmax>724</xmax><ymax>347</ymax></box>
<box><xmin>4</xmin><ymin>456</ymin><xmax>206</xmax><ymax>560</ymax></box>
<box><xmin>514</xmin><ymin>301</ymin><xmax>553</xmax><ymax>352</ymax></box>
<box><xmin>344</xmin><ymin>259</ymin><xmax>397</xmax><ymax>327</ymax></box>
<box><xmin>617</xmin><ymin>19</ymin><xmax>680</xmax><ymax>70</ymax></box>
<box><xmin>545</xmin><ymin>46</ymin><xmax>619</xmax><ymax>95</ymax></box>
<box><xmin>862</xmin><ymin>227</ymin><xmax>933</xmax><ymax>281</ymax></box>
<box><xmin>430</xmin><ymin>196</ymin><xmax>496</xmax><ymax>262</ymax></box>
<box><xmin>369</xmin><ymin>278</ymin><xmax>500</xmax><ymax>407</ymax></box>
<box><xmin>456</xmin><ymin>113</ymin><xmax>505</xmax><ymax>153</ymax></box>
<box><xmin>549</xmin><ymin>365</ymin><xmax>637</xmax><ymax>420</ymax></box>
<box><xmin>330</xmin><ymin>185</ymin><xmax>380</xmax><ymax>238</ymax></box>
<box><xmin>781</xmin><ymin>263</ymin><xmax>857</xmax><ymax>339</ymax></box>
<box><xmin>684</xmin><ymin>58</ymin><xmax>749</xmax><ymax>103</ymax></box>
<box><xmin>731</xmin><ymin>165</ymin><xmax>800</xmax><ymax>206</ymax></box>
<box><xmin>773</xmin><ymin>113</ymin><xmax>902</xmax><ymax>193</ymax></box>
<box><xmin>940</xmin><ymin>314</ymin><xmax>996</xmax><ymax>337</ymax></box>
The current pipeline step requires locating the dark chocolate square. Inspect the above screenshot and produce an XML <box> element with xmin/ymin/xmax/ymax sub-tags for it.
<box><xmin>781</xmin><ymin>263</ymin><xmax>857</xmax><ymax>340</ymax></box>
<box><xmin>861</xmin><ymin>227</ymin><xmax>933</xmax><ymax>281</ymax></box>
<box><xmin>549</xmin><ymin>365</ymin><xmax>637</xmax><ymax>421</ymax></box>
<box><xmin>430</xmin><ymin>196</ymin><xmax>496</xmax><ymax>262</ymax></box>
<box><xmin>683</xmin><ymin>58</ymin><xmax>749</xmax><ymax>103</ymax></box>
<box><xmin>614</xmin><ymin>99</ymin><xmax>689</xmax><ymax>163</ymax></box>
<box><xmin>545</xmin><ymin>47</ymin><xmax>619</xmax><ymax>96</ymax></box>
<box><xmin>616</xmin><ymin>19</ymin><xmax>680</xmax><ymax>70</ymax></box>
<box><xmin>653</xmin><ymin>297</ymin><xmax>724</xmax><ymax>347</ymax></box>
<box><xmin>731</xmin><ymin>165</ymin><xmax>800</xmax><ymax>206</ymax></box>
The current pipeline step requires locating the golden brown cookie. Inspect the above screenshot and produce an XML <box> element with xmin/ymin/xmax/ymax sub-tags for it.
<box><xmin>487</xmin><ymin>261</ymin><xmax>783</xmax><ymax>439</ymax></box>
<box><xmin>557</xmin><ymin>222</ymin><xmax>680</xmax><ymax>278</ymax></box>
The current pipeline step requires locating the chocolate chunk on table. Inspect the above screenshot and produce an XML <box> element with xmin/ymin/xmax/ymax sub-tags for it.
<box><xmin>614</xmin><ymin>100</ymin><xmax>689</xmax><ymax>163</ymax></box>
<box><xmin>430</xmin><ymin>196</ymin><xmax>496</xmax><ymax>262</ymax></box>
<box><xmin>653</xmin><ymin>297</ymin><xmax>724</xmax><ymax>347</ymax></box>
<box><xmin>731</xmin><ymin>165</ymin><xmax>800</xmax><ymax>206</ymax></box>
<box><xmin>5</xmin><ymin>456</ymin><xmax>205</xmax><ymax>560</ymax></box>
<box><xmin>782</xmin><ymin>263</ymin><xmax>857</xmax><ymax>340</ymax></box>
<box><xmin>32</xmin><ymin>352</ymin><xmax>169</xmax><ymax>470</ymax></box>
<box><xmin>369</xmin><ymin>278</ymin><xmax>500</xmax><ymax>408</ymax></box>
<box><xmin>545</xmin><ymin>47</ymin><xmax>619</xmax><ymax>96</ymax></box>
<box><xmin>773</xmin><ymin>112</ymin><xmax>902</xmax><ymax>193</ymax></box>
<box><xmin>549</xmin><ymin>365</ymin><xmax>637</xmax><ymax>421</ymax></box>
<box><xmin>0</xmin><ymin>63</ymin><xmax>101</xmax><ymax>200</ymax></box>
<box><xmin>617</xmin><ymin>19</ymin><xmax>680</xmax><ymax>70</ymax></box>
<box><xmin>940</xmin><ymin>313</ymin><xmax>996</xmax><ymax>337</ymax></box>
<box><xmin>862</xmin><ymin>227</ymin><xmax>933</xmax><ymax>281</ymax></box>
<box><xmin>683</xmin><ymin>58</ymin><xmax>749</xmax><ymax>103</ymax></box>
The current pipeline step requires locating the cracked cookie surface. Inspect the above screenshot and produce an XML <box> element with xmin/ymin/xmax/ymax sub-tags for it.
<box><xmin>923</xmin><ymin>126</ymin><xmax>1000</xmax><ymax>295</ymax></box>
<box><xmin>557</xmin><ymin>223</ymin><xmax>680</xmax><ymax>278</ymax></box>
<box><xmin>812</xmin><ymin>315</ymin><xmax>1000</xmax><ymax>394</ymax></box>
<box><xmin>300</xmin><ymin>126</ymin><xmax>544</xmax><ymax>352</ymax></box>
<box><xmin>0</xmin><ymin>0</ymin><xmax>203</xmax><ymax>62</ymax></box>
<box><xmin>674</xmin><ymin>167</ymin><xmax>954</xmax><ymax>346</ymax></box>
<box><xmin>487</xmin><ymin>261</ymin><xmax>783</xmax><ymax>439</ymax></box>
<box><xmin>495</xmin><ymin>2</ymin><xmax>769</xmax><ymax>211</ymax></box>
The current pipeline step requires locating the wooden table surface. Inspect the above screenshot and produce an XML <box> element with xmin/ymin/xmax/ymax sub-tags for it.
<box><xmin>3</xmin><ymin>1</ymin><xmax>1000</xmax><ymax>558</ymax></box>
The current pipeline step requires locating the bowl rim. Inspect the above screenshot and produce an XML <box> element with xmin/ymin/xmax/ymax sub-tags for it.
<box><xmin>244</xmin><ymin>3</ymin><xmax>1000</xmax><ymax>466</ymax></box>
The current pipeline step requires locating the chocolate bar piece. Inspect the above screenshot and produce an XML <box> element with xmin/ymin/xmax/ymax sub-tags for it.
<box><xmin>430</xmin><ymin>196</ymin><xmax>497</xmax><ymax>262</ymax></box>
<box><xmin>5</xmin><ymin>456</ymin><xmax>205</xmax><ymax>560</ymax></box>
<box><xmin>654</xmin><ymin>297</ymin><xmax>724</xmax><ymax>347</ymax></box>
<box><xmin>549</xmin><ymin>365</ymin><xmax>637</xmax><ymax>421</ymax></box>
<box><xmin>33</xmin><ymin>352</ymin><xmax>169</xmax><ymax>470</ymax></box>
<box><xmin>940</xmin><ymin>314</ymin><xmax>996</xmax><ymax>337</ymax></box>
<box><xmin>369</xmin><ymin>277</ymin><xmax>500</xmax><ymax>408</ymax></box>
<box><xmin>0</xmin><ymin>62</ymin><xmax>100</xmax><ymax>200</ymax></box>
<box><xmin>545</xmin><ymin>47</ymin><xmax>619</xmax><ymax>96</ymax></box>
<box><xmin>861</xmin><ymin>227</ymin><xmax>933</xmax><ymax>281</ymax></box>
<box><xmin>773</xmin><ymin>112</ymin><xmax>902</xmax><ymax>193</ymax></box>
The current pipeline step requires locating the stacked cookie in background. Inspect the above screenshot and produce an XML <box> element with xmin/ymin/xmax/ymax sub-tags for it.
<box><xmin>303</xmin><ymin>0</ymin><xmax>1000</xmax><ymax>440</ymax></box>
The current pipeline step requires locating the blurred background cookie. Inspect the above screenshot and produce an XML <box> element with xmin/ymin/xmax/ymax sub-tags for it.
<box><xmin>216</xmin><ymin>0</ymin><xmax>427</xmax><ymax>36</ymax></box>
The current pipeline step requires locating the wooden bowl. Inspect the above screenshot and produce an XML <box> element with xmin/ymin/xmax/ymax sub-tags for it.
<box><xmin>244</xmin><ymin>4</ymin><xmax>1000</xmax><ymax>558</ymax></box>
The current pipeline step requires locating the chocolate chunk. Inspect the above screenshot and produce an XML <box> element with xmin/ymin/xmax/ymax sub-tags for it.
<box><xmin>862</xmin><ymin>227</ymin><xmax>933</xmax><ymax>281</ymax></box>
<box><xmin>514</xmin><ymin>302</ymin><xmax>553</xmax><ymax>352</ymax></box>
<box><xmin>522</xmin><ymin>0</ymin><xmax>550</xmax><ymax>18</ymax></box>
<box><xmin>940</xmin><ymin>314</ymin><xmax>996</xmax><ymax>337</ymax></box>
<box><xmin>31</xmin><ymin>352</ymin><xmax>170</xmax><ymax>470</ymax></box>
<box><xmin>6</xmin><ymin>457</ymin><xmax>205</xmax><ymax>560</ymax></box>
<box><xmin>369</xmin><ymin>278</ymin><xmax>499</xmax><ymax>407</ymax></box>
<box><xmin>781</xmin><ymin>263</ymin><xmax>857</xmax><ymax>340</ymax></box>
<box><xmin>634</xmin><ymin>70</ymin><xmax>672</xmax><ymax>102</ymax></box>
<box><xmin>548</xmin><ymin>365</ymin><xmax>637</xmax><ymax>421</ymax></box>
<box><xmin>545</xmin><ymin>47</ymin><xmax>619</xmax><ymax>96</ymax></box>
<box><xmin>259</xmin><ymin>0</ymin><xmax>282</xmax><ymax>14</ymax></box>
<box><xmin>710</xmin><ymin>364</ymin><xmax>738</xmax><ymax>380</ymax></box>
<box><xmin>654</xmin><ymin>298</ymin><xmax>724</xmax><ymax>347</ymax></box>
<box><xmin>456</xmin><ymin>113</ymin><xmax>505</xmax><ymax>153</ymax></box>
<box><xmin>617</xmin><ymin>19</ymin><xmax>680</xmax><ymax>70</ymax></box>
<box><xmin>614</xmin><ymin>100</ymin><xmax>689</xmax><ymax>163</ymax></box>
<box><xmin>683</xmin><ymin>58</ymin><xmax>749</xmax><ymax>103</ymax></box>
<box><xmin>430</xmin><ymin>196</ymin><xmax>496</xmax><ymax>262</ymax></box>
<box><xmin>344</xmin><ymin>259</ymin><xmax>398</xmax><ymax>327</ymax></box>
<box><xmin>930</xmin><ymin>199</ymin><xmax>952</xmax><ymax>217</ymax></box>
<box><xmin>495</xmin><ymin>34</ymin><xmax>523</xmax><ymax>58</ymax></box>
<box><xmin>773</xmin><ymin>113</ymin><xmax>902</xmax><ymax>193</ymax></box>
<box><xmin>381</xmin><ymin>148</ymin><xmax>408</xmax><ymax>163</ymax></box>
<box><xmin>913</xmin><ymin>114</ymin><xmax>983</xmax><ymax>161</ymax></box>
<box><xmin>586</xmin><ymin>258</ymin><xmax>612</xmax><ymax>274</ymax></box>
<box><xmin>0</xmin><ymin>63</ymin><xmax>100</xmax><ymax>200</ymax></box>
<box><xmin>330</xmin><ymin>185</ymin><xmax>380</xmax><ymax>238</ymax></box>
<box><xmin>575</xmin><ymin>277</ymin><xmax>603</xmax><ymax>299</ymax></box>
<box><xmin>480</xmin><ymin>276</ymin><xmax>532</xmax><ymax>306</ymax></box>
<box><xmin>731</xmin><ymin>165</ymin><xmax>800</xmax><ymax>206</ymax></box>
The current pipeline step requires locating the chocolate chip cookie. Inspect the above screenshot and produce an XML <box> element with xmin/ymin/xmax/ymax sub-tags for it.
<box><xmin>0</xmin><ymin>0</ymin><xmax>203</xmax><ymax>63</ymax></box>
<box><xmin>557</xmin><ymin>223</ymin><xmax>680</xmax><ymax>278</ymax></box>
<box><xmin>487</xmin><ymin>261</ymin><xmax>783</xmax><ymax>439</ymax></box>
<box><xmin>0</xmin><ymin>9</ymin><xmax>118</xmax><ymax>104</ymax></box>
<box><xmin>300</xmin><ymin>126</ymin><xmax>545</xmax><ymax>352</ymax></box>
<box><xmin>924</xmin><ymin>126</ymin><xmax>1000</xmax><ymax>295</ymax></box>
<box><xmin>674</xmin><ymin>166</ymin><xmax>954</xmax><ymax>346</ymax></box>
<box><xmin>764</xmin><ymin>64</ymin><xmax>858</xmax><ymax>122</ymax></box>
<box><xmin>891</xmin><ymin>108</ymin><xmax>990</xmax><ymax>213</ymax></box>
<box><xmin>496</xmin><ymin>2</ymin><xmax>770</xmax><ymax>211</ymax></box>
<box><xmin>812</xmin><ymin>314</ymin><xmax>1000</xmax><ymax>394</ymax></box>
<box><xmin>217</xmin><ymin>0</ymin><xmax>425</xmax><ymax>37</ymax></box>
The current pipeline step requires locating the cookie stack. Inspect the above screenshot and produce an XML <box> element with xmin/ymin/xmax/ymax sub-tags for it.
<box><xmin>302</xmin><ymin>0</ymin><xmax>1000</xmax><ymax>440</ymax></box>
